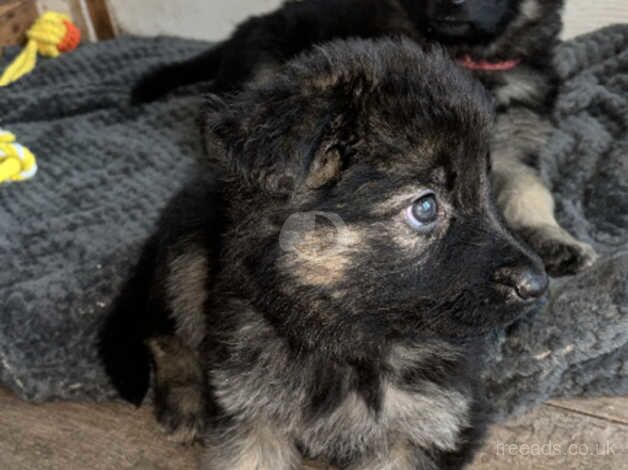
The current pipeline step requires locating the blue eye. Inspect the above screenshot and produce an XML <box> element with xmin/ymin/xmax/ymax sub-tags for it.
<box><xmin>405</xmin><ymin>193</ymin><xmax>439</xmax><ymax>231</ymax></box>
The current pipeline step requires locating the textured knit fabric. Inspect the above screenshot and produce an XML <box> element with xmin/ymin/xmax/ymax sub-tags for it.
<box><xmin>0</xmin><ymin>29</ymin><xmax>626</xmax><ymax>420</ymax></box>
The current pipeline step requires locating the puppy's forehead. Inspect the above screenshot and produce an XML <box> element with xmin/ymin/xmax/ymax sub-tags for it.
<box><xmin>355</xmin><ymin>114</ymin><xmax>491</xmax><ymax>211</ymax></box>
<box><xmin>364</xmin><ymin>103</ymin><xmax>490</xmax><ymax>180</ymax></box>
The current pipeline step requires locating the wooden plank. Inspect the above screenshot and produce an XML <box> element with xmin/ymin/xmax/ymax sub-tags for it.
<box><xmin>2</xmin><ymin>386</ymin><xmax>627</xmax><ymax>470</ymax></box>
<box><xmin>0</xmin><ymin>0</ymin><xmax>38</xmax><ymax>47</ymax></box>
<box><xmin>547</xmin><ymin>397</ymin><xmax>628</xmax><ymax>425</ymax></box>
<box><xmin>84</xmin><ymin>0</ymin><xmax>114</xmax><ymax>40</ymax></box>
<box><xmin>471</xmin><ymin>403</ymin><xmax>628</xmax><ymax>470</ymax></box>
<box><xmin>0</xmin><ymin>387</ymin><xmax>198</xmax><ymax>470</ymax></box>
<box><xmin>0</xmin><ymin>0</ymin><xmax>22</xmax><ymax>16</ymax></box>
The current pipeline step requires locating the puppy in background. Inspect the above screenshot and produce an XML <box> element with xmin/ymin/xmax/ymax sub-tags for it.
<box><xmin>132</xmin><ymin>0</ymin><xmax>597</xmax><ymax>277</ymax></box>
<box><xmin>102</xmin><ymin>39</ymin><xmax>548</xmax><ymax>469</ymax></box>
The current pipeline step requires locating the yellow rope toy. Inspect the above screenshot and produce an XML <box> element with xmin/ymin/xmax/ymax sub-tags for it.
<box><xmin>0</xmin><ymin>12</ymin><xmax>80</xmax><ymax>183</ymax></box>
<box><xmin>0</xmin><ymin>130</ymin><xmax>37</xmax><ymax>183</ymax></box>
<box><xmin>0</xmin><ymin>11</ymin><xmax>81</xmax><ymax>87</ymax></box>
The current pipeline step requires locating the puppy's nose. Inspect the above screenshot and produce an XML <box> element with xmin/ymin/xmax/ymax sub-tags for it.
<box><xmin>494</xmin><ymin>266</ymin><xmax>548</xmax><ymax>300</ymax></box>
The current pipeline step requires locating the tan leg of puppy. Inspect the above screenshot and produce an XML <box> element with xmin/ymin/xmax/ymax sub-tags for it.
<box><xmin>492</xmin><ymin>109</ymin><xmax>597</xmax><ymax>276</ymax></box>
<box><xmin>147</xmin><ymin>336</ymin><xmax>205</xmax><ymax>444</ymax></box>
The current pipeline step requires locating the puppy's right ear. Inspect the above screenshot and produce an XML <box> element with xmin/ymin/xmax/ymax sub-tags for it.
<box><xmin>304</xmin><ymin>144</ymin><xmax>343</xmax><ymax>189</ymax></box>
<box><xmin>301</xmin><ymin>113</ymin><xmax>353</xmax><ymax>190</ymax></box>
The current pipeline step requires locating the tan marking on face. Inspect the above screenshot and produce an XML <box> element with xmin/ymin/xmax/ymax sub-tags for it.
<box><xmin>388</xmin><ymin>216</ymin><xmax>429</xmax><ymax>252</ymax></box>
<box><xmin>167</xmin><ymin>243</ymin><xmax>209</xmax><ymax>348</ymax></box>
<box><xmin>280</xmin><ymin>222</ymin><xmax>363</xmax><ymax>287</ymax></box>
<box><xmin>288</xmin><ymin>252</ymin><xmax>351</xmax><ymax>286</ymax></box>
<box><xmin>373</xmin><ymin>195</ymin><xmax>451</xmax><ymax>254</ymax></box>
<box><xmin>370</xmin><ymin>185</ymin><xmax>418</xmax><ymax>217</ymax></box>
<box><xmin>369</xmin><ymin>187</ymin><xmax>430</xmax><ymax>252</ymax></box>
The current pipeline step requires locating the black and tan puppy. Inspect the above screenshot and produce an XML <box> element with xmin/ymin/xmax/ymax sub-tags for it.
<box><xmin>102</xmin><ymin>39</ymin><xmax>548</xmax><ymax>469</ymax></box>
<box><xmin>132</xmin><ymin>0</ymin><xmax>596</xmax><ymax>276</ymax></box>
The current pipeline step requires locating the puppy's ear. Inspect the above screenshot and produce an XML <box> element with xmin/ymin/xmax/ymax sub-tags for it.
<box><xmin>304</xmin><ymin>144</ymin><xmax>343</xmax><ymax>189</ymax></box>
<box><xmin>203</xmin><ymin>90</ymin><xmax>347</xmax><ymax>194</ymax></box>
<box><xmin>301</xmin><ymin>113</ymin><xmax>353</xmax><ymax>190</ymax></box>
<box><xmin>202</xmin><ymin>73</ymin><xmax>360</xmax><ymax>195</ymax></box>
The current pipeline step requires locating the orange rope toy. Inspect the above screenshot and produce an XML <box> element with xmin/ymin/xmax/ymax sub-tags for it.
<box><xmin>0</xmin><ymin>11</ymin><xmax>81</xmax><ymax>87</ymax></box>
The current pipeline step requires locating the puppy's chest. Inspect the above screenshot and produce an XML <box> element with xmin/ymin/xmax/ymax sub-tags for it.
<box><xmin>210</xmin><ymin>312</ymin><xmax>471</xmax><ymax>456</ymax></box>
<box><xmin>212</xmin><ymin>342</ymin><xmax>470</xmax><ymax>459</ymax></box>
<box><xmin>300</xmin><ymin>379</ymin><xmax>471</xmax><ymax>459</ymax></box>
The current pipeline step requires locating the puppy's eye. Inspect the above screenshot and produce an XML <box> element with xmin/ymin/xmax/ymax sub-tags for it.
<box><xmin>405</xmin><ymin>193</ymin><xmax>439</xmax><ymax>231</ymax></box>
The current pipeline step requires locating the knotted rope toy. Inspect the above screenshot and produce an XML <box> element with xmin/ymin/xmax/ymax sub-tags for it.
<box><xmin>0</xmin><ymin>130</ymin><xmax>37</xmax><ymax>183</ymax></box>
<box><xmin>0</xmin><ymin>11</ymin><xmax>81</xmax><ymax>87</ymax></box>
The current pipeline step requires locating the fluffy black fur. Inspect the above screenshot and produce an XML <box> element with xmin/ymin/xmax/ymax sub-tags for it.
<box><xmin>102</xmin><ymin>39</ymin><xmax>548</xmax><ymax>469</ymax></box>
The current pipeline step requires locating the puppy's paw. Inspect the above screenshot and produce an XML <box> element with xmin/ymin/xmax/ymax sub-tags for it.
<box><xmin>521</xmin><ymin>226</ymin><xmax>598</xmax><ymax>277</ymax></box>
<box><xmin>155</xmin><ymin>389</ymin><xmax>205</xmax><ymax>445</ymax></box>
<box><xmin>148</xmin><ymin>336</ymin><xmax>206</xmax><ymax>445</ymax></box>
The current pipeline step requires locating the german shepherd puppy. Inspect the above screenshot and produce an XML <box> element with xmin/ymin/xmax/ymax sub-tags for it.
<box><xmin>131</xmin><ymin>0</ymin><xmax>597</xmax><ymax>277</ymax></box>
<box><xmin>102</xmin><ymin>39</ymin><xmax>548</xmax><ymax>469</ymax></box>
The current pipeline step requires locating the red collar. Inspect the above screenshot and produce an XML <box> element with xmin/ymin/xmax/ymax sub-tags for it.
<box><xmin>458</xmin><ymin>54</ymin><xmax>520</xmax><ymax>72</ymax></box>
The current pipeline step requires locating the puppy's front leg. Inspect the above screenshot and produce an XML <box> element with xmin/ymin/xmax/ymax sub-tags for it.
<box><xmin>201</xmin><ymin>420</ymin><xmax>301</xmax><ymax>470</ymax></box>
<box><xmin>491</xmin><ymin>110</ymin><xmax>597</xmax><ymax>276</ymax></box>
<box><xmin>492</xmin><ymin>156</ymin><xmax>597</xmax><ymax>276</ymax></box>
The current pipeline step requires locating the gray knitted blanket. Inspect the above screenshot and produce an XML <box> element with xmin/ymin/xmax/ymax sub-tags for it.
<box><xmin>1</xmin><ymin>28</ymin><xmax>626</xmax><ymax>419</ymax></box>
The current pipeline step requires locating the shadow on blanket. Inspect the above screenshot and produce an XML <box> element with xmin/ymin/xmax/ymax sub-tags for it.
<box><xmin>0</xmin><ymin>26</ymin><xmax>626</xmax><ymax>420</ymax></box>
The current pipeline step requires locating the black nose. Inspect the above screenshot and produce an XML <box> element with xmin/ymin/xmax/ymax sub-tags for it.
<box><xmin>494</xmin><ymin>266</ymin><xmax>548</xmax><ymax>300</ymax></box>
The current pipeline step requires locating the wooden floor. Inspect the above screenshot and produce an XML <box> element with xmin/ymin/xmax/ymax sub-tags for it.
<box><xmin>0</xmin><ymin>387</ymin><xmax>626</xmax><ymax>470</ymax></box>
